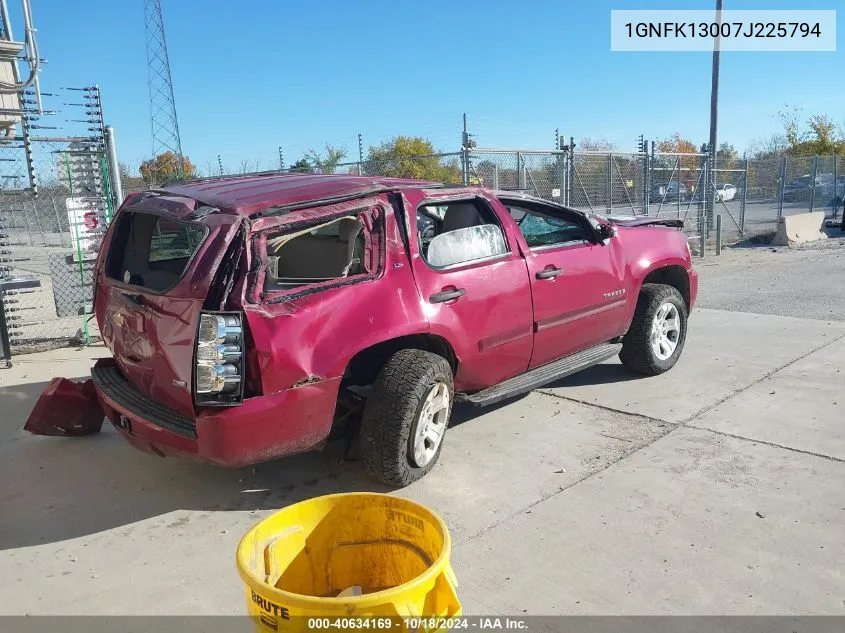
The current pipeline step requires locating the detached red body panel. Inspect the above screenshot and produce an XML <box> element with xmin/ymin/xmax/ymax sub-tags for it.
<box><xmin>24</xmin><ymin>378</ymin><xmax>104</xmax><ymax>437</ymax></box>
<box><xmin>24</xmin><ymin>174</ymin><xmax>699</xmax><ymax>469</ymax></box>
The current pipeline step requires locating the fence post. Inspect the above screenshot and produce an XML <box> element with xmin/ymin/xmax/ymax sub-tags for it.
<box><xmin>517</xmin><ymin>152</ymin><xmax>525</xmax><ymax>189</ymax></box>
<box><xmin>568</xmin><ymin>137</ymin><xmax>575</xmax><ymax>205</ymax></box>
<box><xmin>641</xmin><ymin>147</ymin><xmax>647</xmax><ymax>215</ymax></box>
<box><xmin>647</xmin><ymin>141</ymin><xmax>655</xmax><ymax>216</ymax></box>
<box><xmin>104</xmin><ymin>126</ymin><xmax>124</xmax><ymax>211</ymax></box>
<box><xmin>705</xmin><ymin>146</ymin><xmax>715</xmax><ymax>237</ymax></box>
<box><xmin>699</xmin><ymin>152</ymin><xmax>708</xmax><ymax>256</ymax></box>
<box><xmin>676</xmin><ymin>157</ymin><xmax>681</xmax><ymax>219</ymax></box>
<box><xmin>0</xmin><ymin>294</ymin><xmax>12</xmax><ymax>367</ymax></box>
<box><xmin>606</xmin><ymin>153</ymin><xmax>612</xmax><ymax>213</ymax></box>
<box><xmin>777</xmin><ymin>156</ymin><xmax>787</xmax><ymax>221</ymax></box>
<box><xmin>834</xmin><ymin>152</ymin><xmax>838</xmax><ymax>218</ymax></box>
<box><xmin>493</xmin><ymin>164</ymin><xmax>499</xmax><ymax>190</ymax></box>
<box><xmin>564</xmin><ymin>153</ymin><xmax>570</xmax><ymax>205</ymax></box>
<box><xmin>809</xmin><ymin>155</ymin><xmax>818</xmax><ymax>212</ymax></box>
<box><xmin>556</xmin><ymin>156</ymin><xmax>565</xmax><ymax>204</ymax></box>
<box><xmin>716</xmin><ymin>214</ymin><xmax>722</xmax><ymax>255</ymax></box>
<box><xmin>739</xmin><ymin>158</ymin><xmax>748</xmax><ymax>234</ymax></box>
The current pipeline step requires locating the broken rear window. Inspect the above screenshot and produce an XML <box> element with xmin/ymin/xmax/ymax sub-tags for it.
<box><xmin>262</xmin><ymin>207</ymin><xmax>381</xmax><ymax>296</ymax></box>
<box><xmin>106</xmin><ymin>211</ymin><xmax>207</xmax><ymax>292</ymax></box>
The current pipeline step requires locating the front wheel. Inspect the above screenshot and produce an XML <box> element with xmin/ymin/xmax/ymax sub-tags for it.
<box><xmin>359</xmin><ymin>349</ymin><xmax>454</xmax><ymax>486</ymax></box>
<box><xmin>620</xmin><ymin>283</ymin><xmax>688</xmax><ymax>376</ymax></box>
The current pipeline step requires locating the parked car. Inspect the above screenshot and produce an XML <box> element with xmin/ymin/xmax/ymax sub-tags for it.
<box><xmin>782</xmin><ymin>174</ymin><xmax>842</xmax><ymax>202</ymax></box>
<box><xmin>651</xmin><ymin>182</ymin><xmax>688</xmax><ymax>202</ymax></box>
<box><xmin>715</xmin><ymin>183</ymin><xmax>737</xmax><ymax>202</ymax></box>
<box><xmin>782</xmin><ymin>176</ymin><xmax>813</xmax><ymax>202</ymax></box>
<box><xmin>25</xmin><ymin>174</ymin><xmax>698</xmax><ymax>486</ymax></box>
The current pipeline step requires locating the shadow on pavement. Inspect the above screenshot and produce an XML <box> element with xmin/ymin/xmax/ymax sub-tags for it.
<box><xmin>0</xmin><ymin>378</ymin><xmax>91</xmax><ymax>443</ymax></box>
<box><xmin>0</xmin><ymin>376</ymin><xmax>501</xmax><ymax>552</ymax></box>
<box><xmin>449</xmin><ymin>398</ymin><xmax>526</xmax><ymax>427</ymax></box>
<box><xmin>0</xmin><ymin>425</ymin><xmax>394</xmax><ymax>551</ymax></box>
<box><xmin>0</xmin><ymin>356</ymin><xmax>642</xmax><ymax>552</ymax></box>
<box><xmin>546</xmin><ymin>361</ymin><xmax>640</xmax><ymax>389</ymax></box>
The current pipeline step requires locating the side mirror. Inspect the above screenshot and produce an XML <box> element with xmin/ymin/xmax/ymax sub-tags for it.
<box><xmin>427</xmin><ymin>224</ymin><xmax>508</xmax><ymax>268</ymax></box>
<box><xmin>598</xmin><ymin>223</ymin><xmax>616</xmax><ymax>240</ymax></box>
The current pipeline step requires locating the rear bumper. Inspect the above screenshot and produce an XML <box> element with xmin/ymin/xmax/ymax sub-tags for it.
<box><xmin>91</xmin><ymin>359</ymin><xmax>342</xmax><ymax>467</ymax></box>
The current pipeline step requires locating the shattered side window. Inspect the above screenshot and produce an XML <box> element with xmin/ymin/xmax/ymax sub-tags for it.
<box><xmin>262</xmin><ymin>207</ymin><xmax>381</xmax><ymax>295</ymax></box>
<box><xmin>505</xmin><ymin>204</ymin><xmax>590</xmax><ymax>248</ymax></box>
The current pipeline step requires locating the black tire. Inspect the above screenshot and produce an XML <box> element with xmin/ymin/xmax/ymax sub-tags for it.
<box><xmin>359</xmin><ymin>349</ymin><xmax>454</xmax><ymax>487</ymax></box>
<box><xmin>619</xmin><ymin>283</ymin><xmax>688</xmax><ymax>376</ymax></box>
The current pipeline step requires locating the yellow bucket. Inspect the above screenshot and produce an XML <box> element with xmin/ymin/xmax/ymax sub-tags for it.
<box><xmin>236</xmin><ymin>493</ymin><xmax>461</xmax><ymax>632</ymax></box>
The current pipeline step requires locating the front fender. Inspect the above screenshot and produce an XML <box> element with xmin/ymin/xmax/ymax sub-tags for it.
<box><xmin>619</xmin><ymin>227</ymin><xmax>695</xmax><ymax>324</ymax></box>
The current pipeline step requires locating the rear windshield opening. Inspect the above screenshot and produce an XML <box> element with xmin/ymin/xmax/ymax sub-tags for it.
<box><xmin>106</xmin><ymin>211</ymin><xmax>207</xmax><ymax>292</ymax></box>
<box><xmin>264</xmin><ymin>214</ymin><xmax>373</xmax><ymax>292</ymax></box>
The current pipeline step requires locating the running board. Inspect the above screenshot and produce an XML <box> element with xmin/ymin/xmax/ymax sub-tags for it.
<box><xmin>456</xmin><ymin>342</ymin><xmax>623</xmax><ymax>407</ymax></box>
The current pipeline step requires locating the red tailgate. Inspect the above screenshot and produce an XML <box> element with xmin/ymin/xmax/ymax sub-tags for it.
<box><xmin>95</xmin><ymin>196</ymin><xmax>242</xmax><ymax>418</ymax></box>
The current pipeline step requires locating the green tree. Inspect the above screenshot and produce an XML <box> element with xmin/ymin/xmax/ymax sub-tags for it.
<box><xmin>717</xmin><ymin>143</ymin><xmax>738</xmax><ymax>161</ymax></box>
<box><xmin>776</xmin><ymin>107</ymin><xmax>845</xmax><ymax>156</ymax></box>
<box><xmin>288</xmin><ymin>158</ymin><xmax>313</xmax><ymax>173</ymax></box>
<box><xmin>306</xmin><ymin>144</ymin><xmax>347</xmax><ymax>173</ymax></box>
<box><xmin>777</xmin><ymin>106</ymin><xmax>804</xmax><ymax>148</ymax></box>
<box><xmin>139</xmin><ymin>152</ymin><xmax>197</xmax><ymax>184</ymax></box>
<box><xmin>716</xmin><ymin>142</ymin><xmax>741</xmax><ymax>170</ymax></box>
<box><xmin>363</xmin><ymin>136</ymin><xmax>461</xmax><ymax>184</ymax></box>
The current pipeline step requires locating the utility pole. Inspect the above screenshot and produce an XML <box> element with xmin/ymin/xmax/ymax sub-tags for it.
<box><xmin>357</xmin><ymin>133</ymin><xmax>364</xmax><ymax>176</ymax></box>
<box><xmin>707</xmin><ymin>0</ymin><xmax>724</xmax><ymax>233</ymax></box>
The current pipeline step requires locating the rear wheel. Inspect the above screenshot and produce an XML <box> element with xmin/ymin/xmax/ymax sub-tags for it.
<box><xmin>620</xmin><ymin>283</ymin><xmax>687</xmax><ymax>376</ymax></box>
<box><xmin>359</xmin><ymin>349</ymin><xmax>454</xmax><ymax>486</ymax></box>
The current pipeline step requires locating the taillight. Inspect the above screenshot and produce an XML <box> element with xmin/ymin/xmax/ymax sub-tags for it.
<box><xmin>195</xmin><ymin>312</ymin><xmax>244</xmax><ymax>405</ymax></box>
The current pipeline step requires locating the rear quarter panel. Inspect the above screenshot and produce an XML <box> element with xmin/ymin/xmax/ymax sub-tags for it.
<box><xmin>241</xmin><ymin>203</ymin><xmax>431</xmax><ymax>396</ymax></box>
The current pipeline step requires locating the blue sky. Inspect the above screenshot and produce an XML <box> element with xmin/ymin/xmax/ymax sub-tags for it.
<box><xmin>22</xmin><ymin>0</ymin><xmax>844</xmax><ymax>173</ymax></box>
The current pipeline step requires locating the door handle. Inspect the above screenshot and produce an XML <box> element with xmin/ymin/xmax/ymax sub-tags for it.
<box><xmin>429</xmin><ymin>287</ymin><xmax>466</xmax><ymax>303</ymax></box>
<box><xmin>536</xmin><ymin>267</ymin><xmax>563</xmax><ymax>280</ymax></box>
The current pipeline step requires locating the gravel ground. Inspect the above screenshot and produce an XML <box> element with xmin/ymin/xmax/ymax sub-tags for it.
<box><xmin>695</xmin><ymin>235</ymin><xmax>845</xmax><ymax>321</ymax></box>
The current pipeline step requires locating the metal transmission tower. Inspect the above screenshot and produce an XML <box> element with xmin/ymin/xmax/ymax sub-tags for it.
<box><xmin>144</xmin><ymin>0</ymin><xmax>183</xmax><ymax>184</ymax></box>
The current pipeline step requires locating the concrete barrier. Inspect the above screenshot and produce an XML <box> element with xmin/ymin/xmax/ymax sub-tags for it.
<box><xmin>771</xmin><ymin>211</ymin><xmax>828</xmax><ymax>246</ymax></box>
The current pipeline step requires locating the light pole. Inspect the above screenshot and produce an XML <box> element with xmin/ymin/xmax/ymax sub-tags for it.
<box><xmin>707</xmin><ymin>0</ymin><xmax>723</xmax><ymax>233</ymax></box>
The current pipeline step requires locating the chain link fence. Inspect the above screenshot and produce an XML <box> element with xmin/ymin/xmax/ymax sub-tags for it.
<box><xmin>1</xmin><ymin>139</ymin><xmax>112</xmax><ymax>357</ymax></box>
<box><xmin>131</xmin><ymin>147</ymin><xmax>842</xmax><ymax>246</ymax></box>
<box><xmin>1</xmin><ymin>87</ymin><xmax>112</xmax><ymax>360</ymax></box>
<box><xmin>6</xmin><ymin>122</ymin><xmax>844</xmax><ymax>360</ymax></box>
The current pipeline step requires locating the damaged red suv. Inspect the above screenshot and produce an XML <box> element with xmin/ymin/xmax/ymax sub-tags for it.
<box><xmin>26</xmin><ymin>174</ymin><xmax>697</xmax><ymax>486</ymax></box>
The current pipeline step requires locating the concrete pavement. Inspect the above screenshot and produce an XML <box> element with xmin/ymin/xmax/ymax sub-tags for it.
<box><xmin>1</xmin><ymin>308</ymin><xmax>843</xmax><ymax>615</ymax></box>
